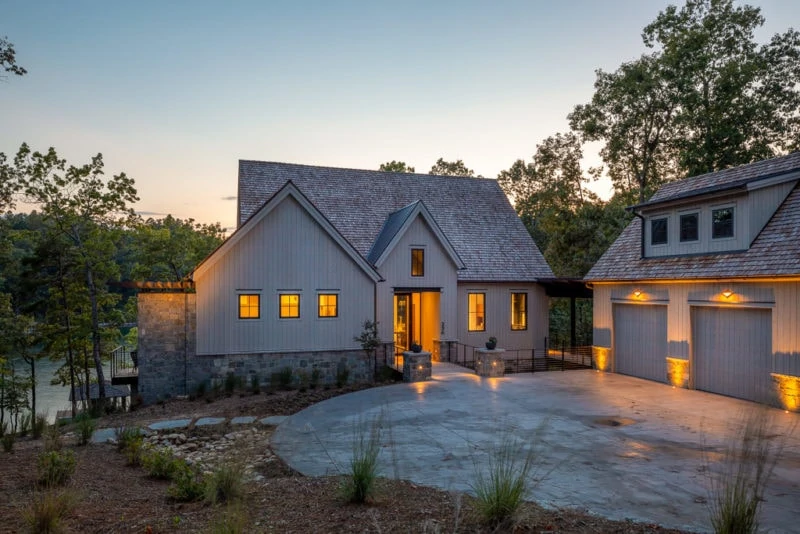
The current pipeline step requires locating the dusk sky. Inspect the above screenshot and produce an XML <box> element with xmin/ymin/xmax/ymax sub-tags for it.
<box><xmin>2</xmin><ymin>0</ymin><xmax>798</xmax><ymax>231</ymax></box>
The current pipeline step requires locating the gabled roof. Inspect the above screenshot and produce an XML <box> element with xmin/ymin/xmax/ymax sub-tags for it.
<box><xmin>586</xmin><ymin>153</ymin><xmax>800</xmax><ymax>282</ymax></box>
<box><xmin>193</xmin><ymin>181</ymin><xmax>382</xmax><ymax>282</ymax></box>
<box><xmin>237</xmin><ymin>161</ymin><xmax>554</xmax><ymax>282</ymax></box>
<box><xmin>367</xmin><ymin>200</ymin><xmax>465</xmax><ymax>269</ymax></box>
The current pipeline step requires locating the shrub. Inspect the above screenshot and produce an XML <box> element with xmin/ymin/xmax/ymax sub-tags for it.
<box><xmin>114</xmin><ymin>426</ymin><xmax>143</xmax><ymax>451</ymax></box>
<box><xmin>74</xmin><ymin>413</ymin><xmax>96</xmax><ymax>446</ymax></box>
<box><xmin>2</xmin><ymin>432</ymin><xmax>15</xmax><ymax>453</ymax></box>
<box><xmin>124</xmin><ymin>437</ymin><xmax>146</xmax><ymax>467</ymax></box>
<box><xmin>296</xmin><ymin>370</ymin><xmax>309</xmax><ymax>392</ymax></box>
<box><xmin>250</xmin><ymin>374</ymin><xmax>260</xmax><ymax>394</ymax></box>
<box><xmin>37</xmin><ymin>450</ymin><xmax>76</xmax><ymax>487</ymax></box>
<box><xmin>470</xmin><ymin>426</ymin><xmax>548</xmax><ymax>529</ymax></box>
<box><xmin>33</xmin><ymin>413</ymin><xmax>49</xmax><ymax>439</ymax></box>
<box><xmin>195</xmin><ymin>380</ymin><xmax>207</xmax><ymax>398</ymax></box>
<box><xmin>707</xmin><ymin>408</ymin><xmax>790</xmax><ymax>534</ymax></box>
<box><xmin>168</xmin><ymin>463</ymin><xmax>206</xmax><ymax>502</ymax></box>
<box><xmin>224</xmin><ymin>372</ymin><xmax>238</xmax><ymax>395</ymax></box>
<box><xmin>142</xmin><ymin>448</ymin><xmax>181</xmax><ymax>480</ymax></box>
<box><xmin>43</xmin><ymin>424</ymin><xmax>63</xmax><ymax>453</ymax></box>
<box><xmin>276</xmin><ymin>367</ymin><xmax>293</xmax><ymax>390</ymax></box>
<box><xmin>310</xmin><ymin>368</ymin><xmax>322</xmax><ymax>389</ymax></box>
<box><xmin>341</xmin><ymin>415</ymin><xmax>382</xmax><ymax>503</ymax></box>
<box><xmin>335</xmin><ymin>365</ymin><xmax>350</xmax><ymax>388</ymax></box>
<box><xmin>205</xmin><ymin>460</ymin><xmax>246</xmax><ymax>504</ymax></box>
<box><xmin>19</xmin><ymin>412</ymin><xmax>32</xmax><ymax>437</ymax></box>
<box><xmin>24</xmin><ymin>489</ymin><xmax>77</xmax><ymax>534</ymax></box>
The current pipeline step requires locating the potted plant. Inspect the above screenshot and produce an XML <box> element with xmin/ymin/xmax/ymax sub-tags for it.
<box><xmin>410</xmin><ymin>341</ymin><xmax>422</xmax><ymax>353</ymax></box>
<box><xmin>485</xmin><ymin>336</ymin><xmax>497</xmax><ymax>350</ymax></box>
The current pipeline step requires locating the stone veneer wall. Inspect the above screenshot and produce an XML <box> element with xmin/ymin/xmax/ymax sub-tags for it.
<box><xmin>138</xmin><ymin>292</ymin><xmax>372</xmax><ymax>404</ymax></box>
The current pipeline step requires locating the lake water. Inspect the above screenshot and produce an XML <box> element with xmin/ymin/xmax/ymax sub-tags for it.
<box><xmin>3</xmin><ymin>357</ymin><xmax>109</xmax><ymax>423</ymax></box>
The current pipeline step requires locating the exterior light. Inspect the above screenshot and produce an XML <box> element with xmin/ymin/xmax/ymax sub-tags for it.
<box><xmin>633</xmin><ymin>290</ymin><xmax>642</xmax><ymax>297</ymax></box>
<box><xmin>722</xmin><ymin>290</ymin><xmax>733</xmax><ymax>299</ymax></box>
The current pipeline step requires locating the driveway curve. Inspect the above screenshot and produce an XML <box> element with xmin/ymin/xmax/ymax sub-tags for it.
<box><xmin>272</xmin><ymin>363</ymin><xmax>800</xmax><ymax>533</ymax></box>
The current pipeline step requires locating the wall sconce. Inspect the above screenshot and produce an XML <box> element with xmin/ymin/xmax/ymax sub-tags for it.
<box><xmin>633</xmin><ymin>289</ymin><xmax>642</xmax><ymax>298</ymax></box>
<box><xmin>722</xmin><ymin>290</ymin><xmax>733</xmax><ymax>299</ymax></box>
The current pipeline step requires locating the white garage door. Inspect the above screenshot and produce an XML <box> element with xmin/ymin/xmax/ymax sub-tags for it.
<box><xmin>691</xmin><ymin>307</ymin><xmax>772</xmax><ymax>404</ymax></box>
<box><xmin>613</xmin><ymin>304</ymin><xmax>667</xmax><ymax>383</ymax></box>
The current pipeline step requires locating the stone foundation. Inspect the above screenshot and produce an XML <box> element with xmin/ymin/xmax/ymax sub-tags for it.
<box><xmin>402</xmin><ymin>351</ymin><xmax>432</xmax><ymax>382</ymax></box>
<box><xmin>476</xmin><ymin>348</ymin><xmax>505</xmax><ymax>377</ymax></box>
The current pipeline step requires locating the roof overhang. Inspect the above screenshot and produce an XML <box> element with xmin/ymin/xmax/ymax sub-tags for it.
<box><xmin>538</xmin><ymin>278</ymin><xmax>593</xmax><ymax>298</ymax></box>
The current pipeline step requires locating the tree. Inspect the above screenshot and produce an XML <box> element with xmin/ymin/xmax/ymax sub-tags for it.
<box><xmin>0</xmin><ymin>36</ymin><xmax>26</xmax><ymax>80</ymax></box>
<box><xmin>378</xmin><ymin>161</ymin><xmax>415</xmax><ymax>173</ymax></box>
<box><xmin>643</xmin><ymin>0</ymin><xmax>800</xmax><ymax>176</ymax></box>
<box><xmin>428</xmin><ymin>158</ymin><xmax>477</xmax><ymax>177</ymax></box>
<box><xmin>131</xmin><ymin>215</ymin><xmax>224</xmax><ymax>282</ymax></box>
<box><xmin>17</xmin><ymin>144</ymin><xmax>138</xmax><ymax>404</ymax></box>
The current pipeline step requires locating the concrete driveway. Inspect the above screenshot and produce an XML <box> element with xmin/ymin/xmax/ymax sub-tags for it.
<box><xmin>272</xmin><ymin>363</ymin><xmax>800</xmax><ymax>533</ymax></box>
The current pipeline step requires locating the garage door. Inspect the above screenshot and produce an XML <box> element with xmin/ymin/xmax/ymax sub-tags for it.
<box><xmin>691</xmin><ymin>307</ymin><xmax>772</xmax><ymax>404</ymax></box>
<box><xmin>613</xmin><ymin>304</ymin><xmax>667</xmax><ymax>383</ymax></box>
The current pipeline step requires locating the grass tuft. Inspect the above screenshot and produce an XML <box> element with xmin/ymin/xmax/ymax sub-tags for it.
<box><xmin>73</xmin><ymin>413</ymin><xmax>96</xmax><ymax>446</ymax></box>
<box><xmin>24</xmin><ymin>489</ymin><xmax>77</xmax><ymax>534</ymax></box>
<box><xmin>208</xmin><ymin>502</ymin><xmax>249</xmax><ymax>534</ymax></box>
<box><xmin>205</xmin><ymin>459</ymin><xmax>246</xmax><ymax>504</ymax></box>
<box><xmin>341</xmin><ymin>414</ymin><xmax>382</xmax><ymax>503</ymax></box>
<box><xmin>37</xmin><ymin>450</ymin><xmax>76</xmax><ymax>487</ymax></box>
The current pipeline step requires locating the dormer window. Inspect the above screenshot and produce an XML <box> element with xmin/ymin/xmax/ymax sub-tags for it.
<box><xmin>712</xmin><ymin>207</ymin><xmax>734</xmax><ymax>239</ymax></box>
<box><xmin>680</xmin><ymin>213</ymin><xmax>699</xmax><ymax>242</ymax></box>
<box><xmin>651</xmin><ymin>217</ymin><xmax>668</xmax><ymax>245</ymax></box>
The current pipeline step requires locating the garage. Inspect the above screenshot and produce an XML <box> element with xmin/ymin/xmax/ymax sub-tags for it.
<box><xmin>613</xmin><ymin>304</ymin><xmax>667</xmax><ymax>383</ymax></box>
<box><xmin>691</xmin><ymin>306</ymin><xmax>773</xmax><ymax>404</ymax></box>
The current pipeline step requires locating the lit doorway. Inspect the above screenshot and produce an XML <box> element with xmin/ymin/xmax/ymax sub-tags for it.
<box><xmin>394</xmin><ymin>291</ymin><xmax>441</xmax><ymax>358</ymax></box>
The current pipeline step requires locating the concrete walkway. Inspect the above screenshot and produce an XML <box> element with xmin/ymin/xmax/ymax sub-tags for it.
<box><xmin>272</xmin><ymin>363</ymin><xmax>800</xmax><ymax>533</ymax></box>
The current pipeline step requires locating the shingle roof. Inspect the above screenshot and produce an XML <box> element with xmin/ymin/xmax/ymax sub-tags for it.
<box><xmin>238</xmin><ymin>161</ymin><xmax>554</xmax><ymax>282</ymax></box>
<box><xmin>586</xmin><ymin>154</ymin><xmax>800</xmax><ymax>281</ymax></box>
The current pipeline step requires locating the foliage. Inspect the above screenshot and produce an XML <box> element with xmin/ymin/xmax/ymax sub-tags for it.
<box><xmin>354</xmin><ymin>320</ymin><xmax>381</xmax><ymax>357</ymax></box>
<box><xmin>37</xmin><ymin>450</ymin><xmax>76</xmax><ymax>487</ymax></box>
<box><xmin>73</xmin><ymin>413</ymin><xmax>95</xmax><ymax>446</ymax></box>
<box><xmin>24</xmin><ymin>489</ymin><xmax>77</xmax><ymax>534</ymax></box>
<box><xmin>142</xmin><ymin>447</ymin><xmax>182</xmax><ymax>480</ymax></box>
<box><xmin>310</xmin><ymin>368</ymin><xmax>322</xmax><ymax>389</ymax></box>
<box><xmin>33</xmin><ymin>413</ymin><xmax>48</xmax><ymax>439</ymax></box>
<box><xmin>224</xmin><ymin>372</ymin><xmax>238</xmax><ymax>395</ymax></box>
<box><xmin>1</xmin><ymin>431</ymin><xmax>14</xmax><ymax>452</ymax></box>
<box><xmin>114</xmin><ymin>425</ymin><xmax>143</xmax><ymax>451</ymax></box>
<box><xmin>167</xmin><ymin>462</ymin><xmax>206</xmax><ymax>502</ymax></box>
<box><xmin>471</xmin><ymin>434</ymin><xmax>537</xmax><ymax>528</ymax></box>
<box><xmin>428</xmin><ymin>158</ymin><xmax>477</xmax><ymax>177</ymax></box>
<box><xmin>275</xmin><ymin>367</ymin><xmax>293</xmax><ymax>390</ymax></box>
<box><xmin>0</xmin><ymin>36</ymin><xmax>27</xmax><ymax>79</ymax></box>
<box><xmin>707</xmin><ymin>408</ymin><xmax>791</xmax><ymax>534</ymax></box>
<box><xmin>205</xmin><ymin>460</ymin><xmax>246</xmax><ymax>504</ymax></box>
<box><xmin>249</xmin><ymin>373</ymin><xmax>260</xmax><ymax>394</ymax></box>
<box><xmin>43</xmin><ymin>424</ymin><xmax>63</xmax><ymax>452</ymax></box>
<box><xmin>378</xmin><ymin>160</ymin><xmax>414</xmax><ymax>173</ymax></box>
<box><xmin>341</xmin><ymin>414</ymin><xmax>382</xmax><ymax>503</ymax></box>
<box><xmin>335</xmin><ymin>365</ymin><xmax>350</xmax><ymax>388</ymax></box>
<box><xmin>209</xmin><ymin>502</ymin><xmax>248</xmax><ymax>534</ymax></box>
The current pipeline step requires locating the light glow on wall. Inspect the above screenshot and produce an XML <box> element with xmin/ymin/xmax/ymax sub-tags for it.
<box><xmin>772</xmin><ymin>373</ymin><xmax>800</xmax><ymax>412</ymax></box>
<box><xmin>593</xmin><ymin>346</ymin><xmax>610</xmax><ymax>371</ymax></box>
<box><xmin>666</xmin><ymin>358</ymin><xmax>690</xmax><ymax>388</ymax></box>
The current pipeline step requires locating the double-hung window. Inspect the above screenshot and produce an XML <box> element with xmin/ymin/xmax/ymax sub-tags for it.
<box><xmin>510</xmin><ymin>293</ymin><xmax>527</xmax><ymax>330</ymax></box>
<box><xmin>468</xmin><ymin>293</ymin><xmax>485</xmax><ymax>332</ymax></box>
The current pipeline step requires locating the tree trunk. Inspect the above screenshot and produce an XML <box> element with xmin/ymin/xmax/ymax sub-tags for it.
<box><xmin>56</xmin><ymin>258</ymin><xmax>78</xmax><ymax>417</ymax></box>
<box><xmin>85</xmin><ymin>262</ymin><xmax>106</xmax><ymax>403</ymax></box>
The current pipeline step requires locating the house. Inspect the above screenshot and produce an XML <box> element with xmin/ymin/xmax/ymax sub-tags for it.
<box><xmin>586</xmin><ymin>152</ymin><xmax>800</xmax><ymax>410</ymax></box>
<box><xmin>136</xmin><ymin>161</ymin><xmax>554</xmax><ymax>402</ymax></box>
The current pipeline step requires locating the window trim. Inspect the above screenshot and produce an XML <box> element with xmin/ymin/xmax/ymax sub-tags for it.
<box><xmin>468</xmin><ymin>292</ymin><xmax>486</xmax><ymax>332</ymax></box>
<box><xmin>238</xmin><ymin>293</ymin><xmax>261</xmax><ymax>320</ymax></box>
<box><xmin>411</xmin><ymin>248</ymin><xmax>425</xmax><ymax>277</ymax></box>
<box><xmin>317</xmin><ymin>292</ymin><xmax>339</xmax><ymax>318</ymax></box>
<box><xmin>679</xmin><ymin>212</ymin><xmax>699</xmax><ymax>243</ymax></box>
<box><xmin>711</xmin><ymin>206</ymin><xmax>735</xmax><ymax>240</ymax></box>
<box><xmin>510</xmin><ymin>292</ymin><xmax>527</xmax><ymax>331</ymax></box>
<box><xmin>650</xmin><ymin>216</ymin><xmax>669</xmax><ymax>246</ymax></box>
<box><xmin>279</xmin><ymin>293</ymin><xmax>301</xmax><ymax>319</ymax></box>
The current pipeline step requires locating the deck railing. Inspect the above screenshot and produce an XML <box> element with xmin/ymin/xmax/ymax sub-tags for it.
<box><xmin>441</xmin><ymin>342</ymin><xmax>593</xmax><ymax>373</ymax></box>
<box><xmin>110</xmin><ymin>346</ymin><xmax>138</xmax><ymax>381</ymax></box>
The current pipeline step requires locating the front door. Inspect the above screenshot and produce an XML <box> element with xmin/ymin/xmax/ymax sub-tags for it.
<box><xmin>394</xmin><ymin>291</ymin><xmax>441</xmax><ymax>357</ymax></box>
<box><xmin>394</xmin><ymin>293</ymin><xmax>411</xmax><ymax>353</ymax></box>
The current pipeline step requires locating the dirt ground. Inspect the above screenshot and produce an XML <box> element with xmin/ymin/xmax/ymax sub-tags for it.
<box><xmin>0</xmin><ymin>384</ymin><xmax>694</xmax><ymax>533</ymax></box>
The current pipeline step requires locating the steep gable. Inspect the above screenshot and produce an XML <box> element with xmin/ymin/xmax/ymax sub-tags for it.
<box><xmin>237</xmin><ymin>161</ymin><xmax>553</xmax><ymax>282</ymax></box>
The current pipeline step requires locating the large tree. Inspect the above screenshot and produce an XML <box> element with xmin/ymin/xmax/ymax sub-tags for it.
<box><xmin>378</xmin><ymin>161</ymin><xmax>415</xmax><ymax>173</ymax></box>
<box><xmin>428</xmin><ymin>158</ymin><xmax>477</xmax><ymax>177</ymax></box>
<box><xmin>17</xmin><ymin>144</ymin><xmax>138</xmax><ymax>403</ymax></box>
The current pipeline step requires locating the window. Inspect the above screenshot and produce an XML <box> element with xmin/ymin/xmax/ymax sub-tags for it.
<box><xmin>238</xmin><ymin>294</ymin><xmax>260</xmax><ymax>319</ymax></box>
<box><xmin>510</xmin><ymin>293</ymin><xmax>527</xmax><ymax>330</ymax></box>
<box><xmin>680</xmin><ymin>213</ymin><xmax>699</xmax><ymax>242</ymax></box>
<box><xmin>411</xmin><ymin>248</ymin><xmax>424</xmax><ymax>277</ymax></box>
<box><xmin>650</xmin><ymin>217</ymin><xmax>668</xmax><ymax>245</ymax></box>
<box><xmin>712</xmin><ymin>207</ymin><xmax>734</xmax><ymax>239</ymax></box>
<box><xmin>468</xmin><ymin>293</ymin><xmax>485</xmax><ymax>332</ymax></box>
<box><xmin>318</xmin><ymin>294</ymin><xmax>338</xmax><ymax>317</ymax></box>
<box><xmin>279</xmin><ymin>294</ymin><xmax>300</xmax><ymax>318</ymax></box>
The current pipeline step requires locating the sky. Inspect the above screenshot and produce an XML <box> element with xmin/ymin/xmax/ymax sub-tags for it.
<box><xmin>2</xmin><ymin>0</ymin><xmax>798</xmax><ymax>231</ymax></box>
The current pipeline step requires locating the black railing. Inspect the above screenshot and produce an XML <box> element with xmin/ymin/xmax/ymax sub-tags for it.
<box><xmin>110</xmin><ymin>346</ymin><xmax>138</xmax><ymax>382</ymax></box>
<box><xmin>442</xmin><ymin>342</ymin><xmax>593</xmax><ymax>374</ymax></box>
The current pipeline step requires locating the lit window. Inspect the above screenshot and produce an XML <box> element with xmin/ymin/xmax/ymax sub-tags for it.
<box><xmin>680</xmin><ymin>213</ymin><xmax>699</xmax><ymax>242</ymax></box>
<box><xmin>238</xmin><ymin>294</ymin><xmax>260</xmax><ymax>319</ymax></box>
<box><xmin>411</xmin><ymin>248</ymin><xmax>424</xmax><ymax>277</ymax></box>
<box><xmin>318</xmin><ymin>294</ymin><xmax>338</xmax><ymax>317</ymax></box>
<box><xmin>279</xmin><ymin>294</ymin><xmax>300</xmax><ymax>318</ymax></box>
<box><xmin>712</xmin><ymin>207</ymin><xmax>734</xmax><ymax>239</ymax></box>
<box><xmin>468</xmin><ymin>293</ymin><xmax>485</xmax><ymax>332</ymax></box>
<box><xmin>511</xmin><ymin>293</ymin><xmax>527</xmax><ymax>330</ymax></box>
<box><xmin>651</xmin><ymin>217</ymin><xmax>668</xmax><ymax>245</ymax></box>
